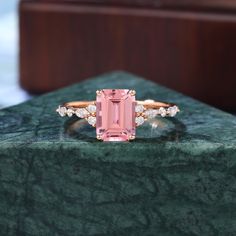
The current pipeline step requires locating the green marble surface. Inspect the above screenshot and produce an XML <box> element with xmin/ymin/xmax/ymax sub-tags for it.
<box><xmin>0</xmin><ymin>72</ymin><xmax>236</xmax><ymax>236</ymax></box>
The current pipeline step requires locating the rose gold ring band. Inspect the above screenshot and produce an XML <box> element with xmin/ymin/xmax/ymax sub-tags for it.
<box><xmin>63</xmin><ymin>100</ymin><xmax>176</xmax><ymax>109</ymax></box>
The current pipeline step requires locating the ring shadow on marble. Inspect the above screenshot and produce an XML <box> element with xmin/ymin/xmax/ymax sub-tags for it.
<box><xmin>63</xmin><ymin>116</ymin><xmax>190</xmax><ymax>143</ymax></box>
<box><xmin>64</xmin><ymin>117</ymin><xmax>97</xmax><ymax>142</ymax></box>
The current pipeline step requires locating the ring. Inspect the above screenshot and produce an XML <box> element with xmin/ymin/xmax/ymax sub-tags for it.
<box><xmin>56</xmin><ymin>89</ymin><xmax>180</xmax><ymax>142</ymax></box>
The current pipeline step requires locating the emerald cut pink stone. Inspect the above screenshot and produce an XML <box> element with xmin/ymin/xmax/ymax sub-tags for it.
<box><xmin>96</xmin><ymin>89</ymin><xmax>136</xmax><ymax>141</ymax></box>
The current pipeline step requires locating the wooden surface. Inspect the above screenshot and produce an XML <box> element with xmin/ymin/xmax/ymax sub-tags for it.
<box><xmin>20</xmin><ymin>0</ymin><xmax>236</xmax><ymax>110</ymax></box>
<box><xmin>32</xmin><ymin>0</ymin><xmax>236</xmax><ymax>11</ymax></box>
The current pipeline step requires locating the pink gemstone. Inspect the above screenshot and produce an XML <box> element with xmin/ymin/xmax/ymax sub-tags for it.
<box><xmin>96</xmin><ymin>89</ymin><xmax>136</xmax><ymax>141</ymax></box>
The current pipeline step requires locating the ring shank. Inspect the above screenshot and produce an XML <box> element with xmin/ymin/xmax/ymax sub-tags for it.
<box><xmin>63</xmin><ymin>101</ymin><xmax>95</xmax><ymax>108</ymax></box>
<box><xmin>63</xmin><ymin>100</ymin><xmax>176</xmax><ymax>109</ymax></box>
<box><xmin>136</xmin><ymin>100</ymin><xmax>175</xmax><ymax>109</ymax></box>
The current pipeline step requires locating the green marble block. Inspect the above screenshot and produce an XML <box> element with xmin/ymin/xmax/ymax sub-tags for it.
<box><xmin>0</xmin><ymin>72</ymin><xmax>236</xmax><ymax>236</ymax></box>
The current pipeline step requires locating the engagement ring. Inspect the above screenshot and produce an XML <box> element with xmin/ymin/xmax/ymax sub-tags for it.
<box><xmin>56</xmin><ymin>89</ymin><xmax>180</xmax><ymax>141</ymax></box>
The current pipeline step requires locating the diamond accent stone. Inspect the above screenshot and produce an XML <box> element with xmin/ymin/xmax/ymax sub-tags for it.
<box><xmin>159</xmin><ymin>107</ymin><xmax>167</xmax><ymax>117</ymax></box>
<box><xmin>167</xmin><ymin>106</ymin><xmax>178</xmax><ymax>117</ymax></box>
<box><xmin>135</xmin><ymin>116</ymin><xmax>145</xmax><ymax>126</ymax></box>
<box><xmin>75</xmin><ymin>108</ymin><xmax>89</xmax><ymax>118</ymax></box>
<box><xmin>66</xmin><ymin>108</ymin><xmax>74</xmax><ymax>117</ymax></box>
<box><xmin>144</xmin><ymin>109</ymin><xmax>157</xmax><ymax>119</ymax></box>
<box><xmin>135</xmin><ymin>104</ymin><xmax>144</xmax><ymax>113</ymax></box>
<box><xmin>56</xmin><ymin>106</ymin><xmax>67</xmax><ymax>117</ymax></box>
<box><xmin>87</xmin><ymin>104</ymin><xmax>96</xmax><ymax>113</ymax></box>
<box><xmin>87</xmin><ymin>116</ymin><xmax>96</xmax><ymax>126</ymax></box>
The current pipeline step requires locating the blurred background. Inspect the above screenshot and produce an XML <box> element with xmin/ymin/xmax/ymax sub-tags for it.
<box><xmin>0</xmin><ymin>0</ymin><xmax>30</xmax><ymax>108</ymax></box>
<box><xmin>0</xmin><ymin>0</ymin><xmax>236</xmax><ymax>111</ymax></box>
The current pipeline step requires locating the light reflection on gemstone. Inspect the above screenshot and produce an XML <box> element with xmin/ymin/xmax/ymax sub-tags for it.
<box><xmin>135</xmin><ymin>116</ymin><xmax>145</xmax><ymax>126</ymax></box>
<box><xmin>87</xmin><ymin>116</ymin><xmax>96</xmax><ymax>126</ymax></box>
<box><xmin>159</xmin><ymin>107</ymin><xmax>167</xmax><ymax>117</ymax></box>
<box><xmin>87</xmin><ymin>104</ymin><xmax>96</xmax><ymax>113</ymax></box>
<box><xmin>67</xmin><ymin>109</ymin><xmax>74</xmax><ymax>117</ymax></box>
<box><xmin>57</xmin><ymin>106</ymin><xmax>67</xmax><ymax>117</ymax></box>
<box><xmin>75</xmin><ymin>108</ymin><xmax>89</xmax><ymax>118</ymax></box>
<box><xmin>135</xmin><ymin>104</ymin><xmax>144</xmax><ymax>113</ymax></box>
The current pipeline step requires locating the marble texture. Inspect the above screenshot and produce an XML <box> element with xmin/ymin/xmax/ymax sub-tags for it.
<box><xmin>0</xmin><ymin>72</ymin><xmax>236</xmax><ymax>236</ymax></box>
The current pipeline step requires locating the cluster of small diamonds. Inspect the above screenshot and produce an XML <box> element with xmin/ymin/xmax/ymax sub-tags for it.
<box><xmin>135</xmin><ymin>104</ymin><xmax>179</xmax><ymax>126</ymax></box>
<box><xmin>57</xmin><ymin>103</ymin><xmax>179</xmax><ymax>127</ymax></box>
<box><xmin>56</xmin><ymin>104</ymin><xmax>97</xmax><ymax>126</ymax></box>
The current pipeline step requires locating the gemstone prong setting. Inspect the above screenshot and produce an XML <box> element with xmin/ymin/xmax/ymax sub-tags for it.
<box><xmin>129</xmin><ymin>90</ymin><xmax>136</xmax><ymax>96</ymax></box>
<box><xmin>129</xmin><ymin>135</ymin><xmax>135</xmax><ymax>140</ymax></box>
<box><xmin>96</xmin><ymin>90</ymin><xmax>102</xmax><ymax>96</ymax></box>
